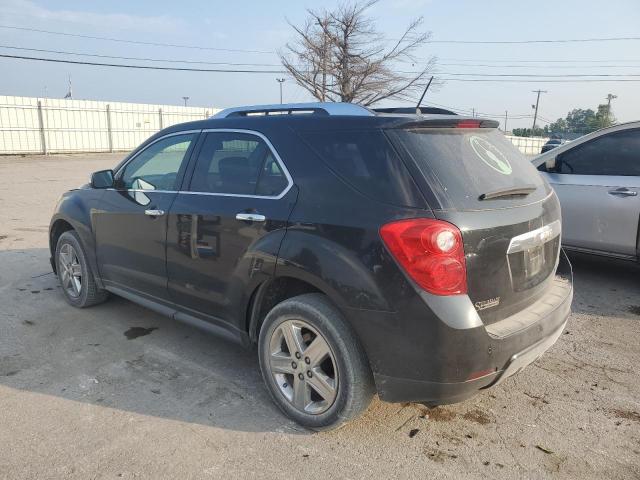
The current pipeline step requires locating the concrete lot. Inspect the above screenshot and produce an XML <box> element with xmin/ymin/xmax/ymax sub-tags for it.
<box><xmin>0</xmin><ymin>153</ymin><xmax>639</xmax><ymax>480</ymax></box>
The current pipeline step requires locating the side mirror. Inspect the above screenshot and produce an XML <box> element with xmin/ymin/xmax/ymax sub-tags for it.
<box><xmin>91</xmin><ymin>169</ymin><xmax>114</xmax><ymax>189</ymax></box>
<box><xmin>545</xmin><ymin>155</ymin><xmax>559</xmax><ymax>173</ymax></box>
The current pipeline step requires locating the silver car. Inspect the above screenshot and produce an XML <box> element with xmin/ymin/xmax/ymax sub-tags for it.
<box><xmin>534</xmin><ymin>121</ymin><xmax>640</xmax><ymax>261</ymax></box>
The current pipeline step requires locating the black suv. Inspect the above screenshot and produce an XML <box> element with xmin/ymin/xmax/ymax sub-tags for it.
<box><xmin>49</xmin><ymin>102</ymin><xmax>573</xmax><ymax>430</ymax></box>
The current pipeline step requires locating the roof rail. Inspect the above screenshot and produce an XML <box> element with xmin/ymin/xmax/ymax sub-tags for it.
<box><xmin>212</xmin><ymin>102</ymin><xmax>374</xmax><ymax>118</ymax></box>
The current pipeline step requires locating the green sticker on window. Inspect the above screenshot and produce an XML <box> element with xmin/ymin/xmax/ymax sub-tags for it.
<box><xmin>470</xmin><ymin>136</ymin><xmax>512</xmax><ymax>175</ymax></box>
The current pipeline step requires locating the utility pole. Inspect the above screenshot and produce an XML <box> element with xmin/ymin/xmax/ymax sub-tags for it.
<box><xmin>504</xmin><ymin>110</ymin><xmax>508</xmax><ymax>133</ymax></box>
<box><xmin>605</xmin><ymin>93</ymin><xmax>617</xmax><ymax>126</ymax></box>
<box><xmin>276</xmin><ymin>78</ymin><xmax>286</xmax><ymax>104</ymax></box>
<box><xmin>471</xmin><ymin>108</ymin><xmax>475</xmax><ymax>117</ymax></box>
<box><xmin>182</xmin><ymin>96</ymin><xmax>189</xmax><ymax>107</ymax></box>
<box><xmin>531</xmin><ymin>90</ymin><xmax>547</xmax><ymax>135</ymax></box>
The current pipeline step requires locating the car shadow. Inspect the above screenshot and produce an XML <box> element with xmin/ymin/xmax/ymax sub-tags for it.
<box><xmin>0</xmin><ymin>247</ymin><xmax>308</xmax><ymax>434</ymax></box>
<box><xmin>1</xmin><ymin>247</ymin><xmax>637</xmax><ymax>436</ymax></box>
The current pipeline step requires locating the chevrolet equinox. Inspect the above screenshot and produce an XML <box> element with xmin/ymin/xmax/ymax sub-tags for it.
<box><xmin>49</xmin><ymin>102</ymin><xmax>573</xmax><ymax>430</ymax></box>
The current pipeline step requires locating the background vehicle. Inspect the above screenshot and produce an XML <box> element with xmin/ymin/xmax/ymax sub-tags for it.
<box><xmin>50</xmin><ymin>103</ymin><xmax>572</xmax><ymax>430</ymax></box>
<box><xmin>540</xmin><ymin>138</ymin><xmax>567</xmax><ymax>154</ymax></box>
<box><xmin>535</xmin><ymin>121</ymin><xmax>640</xmax><ymax>261</ymax></box>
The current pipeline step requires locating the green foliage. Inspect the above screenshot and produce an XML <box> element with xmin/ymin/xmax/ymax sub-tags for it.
<box><xmin>538</xmin><ymin>105</ymin><xmax>617</xmax><ymax>137</ymax></box>
<box><xmin>512</xmin><ymin>103</ymin><xmax>617</xmax><ymax>137</ymax></box>
<box><xmin>512</xmin><ymin>127</ymin><xmax>545</xmax><ymax>137</ymax></box>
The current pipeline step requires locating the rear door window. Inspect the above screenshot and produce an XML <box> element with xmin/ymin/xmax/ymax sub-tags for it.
<box><xmin>299</xmin><ymin>129</ymin><xmax>424</xmax><ymax>207</ymax></box>
<box><xmin>189</xmin><ymin>132</ymin><xmax>289</xmax><ymax>196</ymax></box>
<box><xmin>389</xmin><ymin>128</ymin><xmax>547</xmax><ymax>211</ymax></box>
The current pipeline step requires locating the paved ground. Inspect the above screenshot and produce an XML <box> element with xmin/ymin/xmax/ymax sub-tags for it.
<box><xmin>0</xmin><ymin>153</ymin><xmax>639</xmax><ymax>480</ymax></box>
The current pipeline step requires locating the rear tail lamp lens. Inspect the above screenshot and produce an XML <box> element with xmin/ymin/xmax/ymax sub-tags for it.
<box><xmin>380</xmin><ymin>218</ymin><xmax>467</xmax><ymax>295</ymax></box>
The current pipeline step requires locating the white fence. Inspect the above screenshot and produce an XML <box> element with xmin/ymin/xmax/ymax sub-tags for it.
<box><xmin>0</xmin><ymin>95</ymin><xmax>220</xmax><ymax>155</ymax></box>
<box><xmin>505</xmin><ymin>135</ymin><xmax>549</xmax><ymax>156</ymax></box>
<box><xmin>0</xmin><ymin>96</ymin><xmax>548</xmax><ymax>157</ymax></box>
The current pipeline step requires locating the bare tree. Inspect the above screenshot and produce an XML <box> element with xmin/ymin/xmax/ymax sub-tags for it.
<box><xmin>280</xmin><ymin>0</ymin><xmax>436</xmax><ymax>106</ymax></box>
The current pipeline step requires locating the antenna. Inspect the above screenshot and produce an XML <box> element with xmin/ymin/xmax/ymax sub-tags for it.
<box><xmin>415</xmin><ymin>76</ymin><xmax>434</xmax><ymax>115</ymax></box>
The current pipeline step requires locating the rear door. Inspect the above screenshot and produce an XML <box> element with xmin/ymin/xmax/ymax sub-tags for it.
<box><xmin>95</xmin><ymin>132</ymin><xmax>198</xmax><ymax>298</ymax></box>
<box><xmin>542</xmin><ymin>128</ymin><xmax>640</xmax><ymax>257</ymax></box>
<box><xmin>166</xmin><ymin>129</ymin><xmax>296</xmax><ymax>327</ymax></box>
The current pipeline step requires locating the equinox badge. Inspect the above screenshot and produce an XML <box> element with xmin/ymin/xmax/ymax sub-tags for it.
<box><xmin>475</xmin><ymin>297</ymin><xmax>501</xmax><ymax>311</ymax></box>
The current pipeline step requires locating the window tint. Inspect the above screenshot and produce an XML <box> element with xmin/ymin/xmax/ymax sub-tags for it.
<box><xmin>189</xmin><ymin>132</ymin><xmax>288</xmax><ymax>196</ymax></box>
<box><xmin>300</xmin><ymin>129</ymin><xmax>423</xmax><ymax>207</ymax></box>
<box><xmin>121</xmin><ymin>134</ymin><xmax>195</xmax><ymax>190</ymax></box>
<box><xmin>558</xmin><ymin>129</ymin><xmax>640</xmax><ymax>176</ymax></box>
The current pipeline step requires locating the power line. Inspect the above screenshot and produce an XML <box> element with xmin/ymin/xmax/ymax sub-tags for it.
<box><xmin>0</xmin><ymin>24</ymin><xmax>274</xmax><ymax>54</ymax></box>
<box><xmin>436</xmin><ymin>78</ymin><xmax>640</xmax><ymax>82</ymax></box>
<box><xmin>411</xmin><ymin>71</ymin><xmax>640</xmax><ymax>78</ymax></box>
<box><xmin>426</xmin><ymin>36</ymin><xmax>640</xmax><ymax>44</ymax></box>
<box><xmin>437</xmin><ymin>62</ymin><xmax>640</xmax><ymax>69</ymax></box>
<box><xmin>3</xmin><ymin>45</ymin><xmax>640</xmax><ymax>74</ymax></box>
<box><xmin>0</xmin><ymin>44</ymin><xmax>284</xmax><ymax>67</ymax></box>
<box><xmin>0</xmin><ymin>54</ymin><xmax>285</xmax><ymax>73</ymax></box>
<box><xmin>3</xmin><ymin>54</ymin><xmax>640</xmax><ymax>83</ymax></box>
<box><xmin>437</xmin><ymin>58</ymin><xmax>640</xmax><ymax>64</ymax></box>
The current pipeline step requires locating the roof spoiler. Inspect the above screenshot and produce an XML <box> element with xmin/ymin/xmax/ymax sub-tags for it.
<box><xmin>373</xmin><ymin>106</ymin><xmax>458</xmax><ymax>116</ymax></box>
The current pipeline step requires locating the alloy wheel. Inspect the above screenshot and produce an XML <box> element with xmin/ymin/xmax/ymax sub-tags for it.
<box><xmin>59</xmin><ymin>243</ymin><xmax>82</xmax><ymax>298</ymax></box>
<box><xmin>268</xmin><ymin>319</ymin><xmax>338</xmax><ymax>415</ymax></box>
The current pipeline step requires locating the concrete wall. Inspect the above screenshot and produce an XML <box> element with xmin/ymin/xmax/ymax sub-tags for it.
<box><xmin>0</xmin><ymin>95</ymin><xmax>219</xmax><ymax>154</ymax></box>
<box><xmin>505</xmin><ymin>134</ymin><xmax>549</xmax><ymax>156</ymax></box>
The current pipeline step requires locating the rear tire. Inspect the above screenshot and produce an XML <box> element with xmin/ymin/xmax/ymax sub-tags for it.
<box><xmin>55</xmin><ymin>230</ymin><xmax>109</xmax><ymax>308</ymax></box>
<box><xmin>258</xmin><ymin>293</ymin><xmax>374</xmax><ymax>430</ymax></box>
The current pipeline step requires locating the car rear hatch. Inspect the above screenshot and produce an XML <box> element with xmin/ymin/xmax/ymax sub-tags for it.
<box><xmin>386</xmin><ymin>118</ymin><xmax>561</xmax><ymax>324</ymax></box>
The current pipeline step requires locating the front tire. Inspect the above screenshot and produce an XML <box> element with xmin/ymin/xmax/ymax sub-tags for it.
<box><xmin>258</xmin><ymin>293</ymin><xmax>374</xmax><ymax>430</ymax></box>
<box><xmin>55</xmin><ymin>230</ymin><xmax>108</xmax><ymax>308</ymax></box>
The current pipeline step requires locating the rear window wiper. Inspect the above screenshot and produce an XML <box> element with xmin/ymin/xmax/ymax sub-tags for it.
<box><xmin>479</xmin><ymin>184</ymin><xmax>537</xmax><ymax>200</ymax></box>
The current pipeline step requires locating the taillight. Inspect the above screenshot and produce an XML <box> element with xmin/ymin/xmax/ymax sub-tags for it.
<box><xmin>380</xmin><ymin>218</ymin><xmax>467</xmax><ymax>295</ymax></box>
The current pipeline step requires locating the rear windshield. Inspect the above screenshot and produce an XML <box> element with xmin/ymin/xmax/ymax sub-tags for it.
<box><xmin>299</xmin><ymin>129</ymin><xmax>425</xmax><ymax>207</ymax></box>
<box><xmin>389</xmin><ymin>128</ymin><xmax>547</xmax><ymax>210</ymax></box>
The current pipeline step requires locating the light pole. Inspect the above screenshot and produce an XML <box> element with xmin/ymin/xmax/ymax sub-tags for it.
<box><xmin>276</xmin><ymin>78</ymin><xmax>286</xmax><ymax>104</ymax></box>
<box><xmin>182</xmin><ymin>96</ymin><xmax>190</xmax><ymax>107</ymax></box>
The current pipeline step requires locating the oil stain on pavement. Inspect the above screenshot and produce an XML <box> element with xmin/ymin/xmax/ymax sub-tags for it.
<box><xmin>124</xmin><ymin>327</ymin><xmax>158</xmax><ymax>340</ymax></box>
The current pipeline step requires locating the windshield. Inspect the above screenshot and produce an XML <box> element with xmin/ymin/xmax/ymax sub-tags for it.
<box><xmin>389</xmin><ymin>128</ymin><xmax>548</xmax><ymax>211</ymax></box>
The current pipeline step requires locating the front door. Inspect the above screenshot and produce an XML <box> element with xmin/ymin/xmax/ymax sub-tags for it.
<box><xmin>166</xmin><ymin>130</ymin><xmax>296</xmax><ymax>328</ymax></box>
<box><xmin>543</xmin><ymin>128</ymin><xmax>640</xmax><ymax>257</ymax></box>
<box><xmin>95</xmin><ymin>132</ymin><xmax>198</xmax><ymax>298</ymax></box>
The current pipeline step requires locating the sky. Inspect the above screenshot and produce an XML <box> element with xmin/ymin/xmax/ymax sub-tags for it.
<box><xmin>0</xmin><ymin>0</ymin><xmax>639</xmax><ymax>129</ymax></box>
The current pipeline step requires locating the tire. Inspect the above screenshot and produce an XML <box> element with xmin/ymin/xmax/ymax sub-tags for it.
<box><xmin>258</xmin><ymin>293</ymin><xmax>374</xmax><ymax>430</ymax></box>
<box><xmin>55</xmin><ymin>230</ymin><xmax>109</xmax><ymax>308</ymax></box>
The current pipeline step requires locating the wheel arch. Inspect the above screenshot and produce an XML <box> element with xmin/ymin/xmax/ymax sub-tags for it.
<box><xmin>246</xmin><ymin>275</ymin><xmax>330</xmax><ymax>343</ymax></box>
<box><xmin>49</xmin><ymin>213</ymin><xmax>103</xmax><ymax>288</ymax></box>
<box><xmin>49</xmin><ymin>218</ymin><xmax>75</xmax><ymax>270</ymax></box>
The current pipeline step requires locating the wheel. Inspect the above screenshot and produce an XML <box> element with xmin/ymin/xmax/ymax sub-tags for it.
<box><xmin>258</xmin><ymin>293</ymin><xmax>374</xmax><ymax>430</ymax></box>
<box><xmin>55</xmin><ymin>230</ymin><xmax>109</xmax><ymax>308</ymax></box>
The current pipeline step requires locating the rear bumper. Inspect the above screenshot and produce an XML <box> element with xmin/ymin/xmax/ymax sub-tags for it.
<box><xmin>370</xmin><ymin>250</ymin><xmax>573</xmax><ymax>405</ymax></box>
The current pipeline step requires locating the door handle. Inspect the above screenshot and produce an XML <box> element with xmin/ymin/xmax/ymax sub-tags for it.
<box><xmin>608</xmin><ymin>188</ymin><xmax>637</xmax><ymax>197</ymax></box>
<box><xmin>144</xmin><ymin>209</ymin><xmax>165</xmax><ymax>216</ymax></box>
<box><xmin>236</xmin><ymin>213</ymin><xmax>266</xmax><ymax>222</ymax></box>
